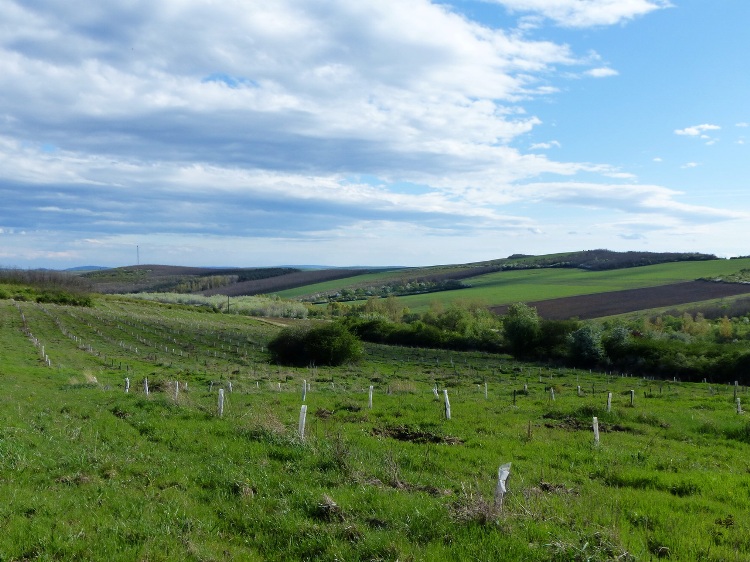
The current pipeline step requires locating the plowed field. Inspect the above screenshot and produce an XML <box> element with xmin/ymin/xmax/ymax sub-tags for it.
<box><xmin>490</xmin><ymin>280</ymin><xmax>750</xmax><ymax>319</ymax></box>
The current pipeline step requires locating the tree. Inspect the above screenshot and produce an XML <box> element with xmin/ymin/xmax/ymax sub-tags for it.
<box><xmin>602</xmin><ymin>324</ymin><xmax>631</xmax><ymax>362</ymax></box>
<box><xmin>568</xmin><ymin>324</ymin><xmax>605</xmax><ymax>367</ymax></box>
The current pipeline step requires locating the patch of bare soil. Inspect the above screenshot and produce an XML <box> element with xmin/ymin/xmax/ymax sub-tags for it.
<box><xmin>372</xmin><ymin>425</ymin><xmax>463</xmax><ymax>445</ymax></box>
<box><xmin>203</xmin><ymin>269</ymin><xmax>370</xmax><ymax>296</ymax></box>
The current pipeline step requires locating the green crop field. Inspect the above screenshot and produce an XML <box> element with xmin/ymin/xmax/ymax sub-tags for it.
<box><xmin>2</xmin><ymin>296</ymin><xmax>750</xmax><ymax>560</ymax></box>
<box><xmin>382</xmin><ymin>258</ymin><xmax>750</xmax><ymax>311</ymax></box>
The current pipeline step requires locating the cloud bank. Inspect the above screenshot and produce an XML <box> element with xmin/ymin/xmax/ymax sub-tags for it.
<box><xmin>0</xmin><ymin>0</ymin><xmax>741</xmax><ymax>267</ymax></box>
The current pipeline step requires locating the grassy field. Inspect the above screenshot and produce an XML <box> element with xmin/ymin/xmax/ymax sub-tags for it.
<box><xmin>2</xmin><ymin>296</ymin><xmax>750</xmax><ymax>560</ymax></box>
<box><xmin>381</xmin><ymin>258</ymin><xmax>750</xmax><ymax>312</ymax></box>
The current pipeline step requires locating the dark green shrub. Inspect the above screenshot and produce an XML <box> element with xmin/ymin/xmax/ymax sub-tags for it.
<box><xmin>268</xmin><ymin>322</ymin><xmax>362</xmax><ymax>366</ymax></box>
<box><xmin>501</xmin><ymin>303</ymin><xmax>541</xmax><ymax>358</ymax></box>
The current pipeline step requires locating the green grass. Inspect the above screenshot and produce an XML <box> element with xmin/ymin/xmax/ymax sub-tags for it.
<box><xmin>2</xmin><ymin>296</ymin><xmax>750</xmax><ymax>560</ymax></box>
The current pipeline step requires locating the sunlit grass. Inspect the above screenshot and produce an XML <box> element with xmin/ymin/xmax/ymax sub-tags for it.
<box><xmin>1</xmin><ymin>298</ymin><xmax>749</xmax><ymax>560</ymax></box>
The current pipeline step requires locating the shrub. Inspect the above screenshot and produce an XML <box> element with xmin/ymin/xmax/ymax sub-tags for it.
<box><xmin>268</xmin><ymin>322</ymin><xmax>363</xmax><ymax>366</ymax></box>
<box><xmin>501</xmin><ymin>303</ymin><xmax>541</xmax><ymax>358</ymax></box>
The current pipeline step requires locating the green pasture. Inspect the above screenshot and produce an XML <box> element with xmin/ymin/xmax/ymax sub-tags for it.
<box><xmin>2</xmin><ymin>297</ymin><xmax>750</xmax><ymax>560</ymax></box>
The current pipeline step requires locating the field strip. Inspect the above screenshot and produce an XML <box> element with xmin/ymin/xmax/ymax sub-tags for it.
<box><xmin>490</xmin><ymin>280</ymin><xmax>750</xmax><ymax>319</ymax></box>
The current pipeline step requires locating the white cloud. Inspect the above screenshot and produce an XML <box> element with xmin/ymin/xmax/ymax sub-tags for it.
<box><xmin>585</xmin><ymin>67</ymin><xmax>619</xmax><ymax>78</ymax></box>
<box><xmin>487</xmin><ymin>0</ymin><xmax>671</xmax><ymax>28</ymax></box>
<box><xmin>0</xmin><ymin>0</ymin><xmax>740</xmax><ymax>268</ymax></box>
<box><xmin>736</xmin><ymin>122</ymin><xmax>749</xmax><ymax>128</ymax></box>
<box><xmin>529</xmin><ymin>140</ymin><xmax>561</xmax><ymax>150</ymax></box>
<box><xmin>674</xmin><ymin>124</ymin><xmax>721</xmax><ymax>136</ymax></box>
<box><xmin>653</xmin><ymin>157</ymin><xmax>663</xmax><ymax>162</ymax></box>
<box><xmin>518</xmin><ymin>181</ymin><xmax>747</xmax><ymax>222</ymax></box>
<box><xmin>682</xmin><ymin>162</ymin><xmax>700</xmax><ymax>168</ymax></box>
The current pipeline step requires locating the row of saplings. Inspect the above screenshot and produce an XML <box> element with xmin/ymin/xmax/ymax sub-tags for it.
<box><xmin>268</xmin><ymin>303</ymin><xmax>750</xmax><ymax>385</ymax></box>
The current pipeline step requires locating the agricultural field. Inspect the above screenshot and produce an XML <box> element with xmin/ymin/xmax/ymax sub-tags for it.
<box><xmin>2</xmin><ymin>297</ymin><xmax>750</xmax><ymax>560</ymax></box>
<box><xmin>491</xmin><ymin>280</ymin><xmax>750</xmax><ymax>320</ymax></box>
<box><xmin>382</xmin><ymin>258</ymin><xmax>750</xmax><ymax>314</ymax></box>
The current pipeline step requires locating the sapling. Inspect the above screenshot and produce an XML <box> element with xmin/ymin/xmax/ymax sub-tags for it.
<box><xmin>125</xmin><ymin>377</ymin><xmax>130</xmax><ymax>393</ymax></box>
<box><xmin>144</xmin><ymin>377</ymin><xmax>149</xmax><ymax>396</ymax></box>
<box><xmin>443</xmin><ymin>389</ymin><xmax>451</xmax><ymax>420</ymax></box>
<box><xmin>737</xmin><ymin>397</ymin><xmax>743</xmax><ymax>414</ymax></box>
<box><xmin>495</xmin><ymin>463</ymin><xmax>512</xmax><ymax>510</ymax></box>
<box><xmin>218</xmin><ymin>388</ymin><xmax>224</xmax><ymax>417</ymax></box>
<box><xmin>302</xmin><ymin>379</ymin><xmax>307</xmax><ymax>402</ymax></box>
<box><xmin>299</xmin><ymin>405</ymin><xmax>307</xmax><ymax>440</ymax></box>
<box><xmin>593</xmin><ymin>417</ymin><xmax>600</xmax><ymax>446</ymax></box>
<box><xmin>607</xmin><ymin>392</ymin><xmax>612</xmax><ymax>413</ymax></box>
<box><xmin>368</xmin><ymin>385</ymin><xmax>373</xmax><ymax>409</ymax></box>
<box><xmin>630</xmin><ymin>389</ymin><xmax>634</xmax><ymax>406</ymax></box>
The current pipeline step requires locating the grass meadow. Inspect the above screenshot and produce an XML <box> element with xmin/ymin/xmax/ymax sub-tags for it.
<box><xmin>2</xmin><ymin>297</ymin><xmax>750</xmax><ymax>560</ymax></box>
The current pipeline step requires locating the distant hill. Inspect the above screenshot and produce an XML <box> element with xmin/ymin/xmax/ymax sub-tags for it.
<box><xmin>479</xmin><ymin>249</ymin><xmax>718</xmax><ymax>271</ymax></box>
<box><xmin>65</xmin><ymin>266</ymin><xmax>110</xmax><ymax>273</ymax></box>
<box><xmin>80</xmin><ymin>250</ymin><xmax>721</xmax><ymax>297</ymax></box>
<box><xmin>83</xmin><ymin>265</ymin><xmax>300</xmax><ymax>294</ymax></box>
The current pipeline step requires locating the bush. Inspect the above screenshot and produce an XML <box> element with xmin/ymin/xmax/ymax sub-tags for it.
<box><xmin>268</xmin><ymin>322</ymin><xmax>363</xmax><ymax>366</ymax></box>
<box><xmin>502</xmin><ymin>303</ymin><xmax>541</xmax><ymax>358</ymax></box>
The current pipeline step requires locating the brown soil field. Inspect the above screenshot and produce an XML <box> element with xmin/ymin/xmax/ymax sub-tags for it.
<box><xmin>202</xmin><ymin>269</ymin><xmax>369</xmax><ymax>297</ymax></box>
<box><xmin>490</xmin><ymin>280</ymin><xmax>750</xmax><ymax>320</ymax></box>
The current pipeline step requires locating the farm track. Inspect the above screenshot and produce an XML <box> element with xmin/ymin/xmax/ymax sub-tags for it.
<box><xmin>490</xmin><ymin>280</ymin><xmax>750</xmax><ymax>319</ymax></box>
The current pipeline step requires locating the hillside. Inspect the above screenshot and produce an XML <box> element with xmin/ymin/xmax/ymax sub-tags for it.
<box><xmin>83</xmin><ymin>264</ymin><xmax>299</xmax><ymax>294</ymax></box>
<box><xmin>274</xmin><ymin>250</ymin><xmax>721</xmax><ymax>303</ymax></box>
<box><xmin>2</xmin><ymin>296</ymin><xmax>750</xmax><ymax>560</ymax></box>
<box><xmin>80</xmin><ymin>250</ymin><xmax>718</xmax><ymax>298</ymax></box>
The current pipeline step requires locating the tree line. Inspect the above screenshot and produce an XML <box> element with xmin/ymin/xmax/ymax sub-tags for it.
<box><xmin>272</xmin><ymin>297</ymin><xmax>750</xmax><ymax>383</ymax></box>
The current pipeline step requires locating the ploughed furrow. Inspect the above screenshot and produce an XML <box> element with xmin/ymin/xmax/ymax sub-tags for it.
<box><xmin>490</xmin><ymin>280</ymin><xmax>750</xmax><ymax>320</ymax></box>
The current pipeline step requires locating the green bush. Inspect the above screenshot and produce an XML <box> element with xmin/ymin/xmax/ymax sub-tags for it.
<box><xmin>268</xmin><ymin>322</ymin><xmax>363</xmax><ymax>366</ymax></box>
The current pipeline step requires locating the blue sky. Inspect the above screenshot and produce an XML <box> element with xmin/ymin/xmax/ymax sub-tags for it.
<box><xmin>1</xmin><ymin>0</ymin><xmax>748</xmax><ymax>268</ymax></box>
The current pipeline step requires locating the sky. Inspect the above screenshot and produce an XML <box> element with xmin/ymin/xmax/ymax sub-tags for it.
<box><xmin>1</xmin><ymin>0</ymin><xmax>749</xmax><ymax>269</ymax></box>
